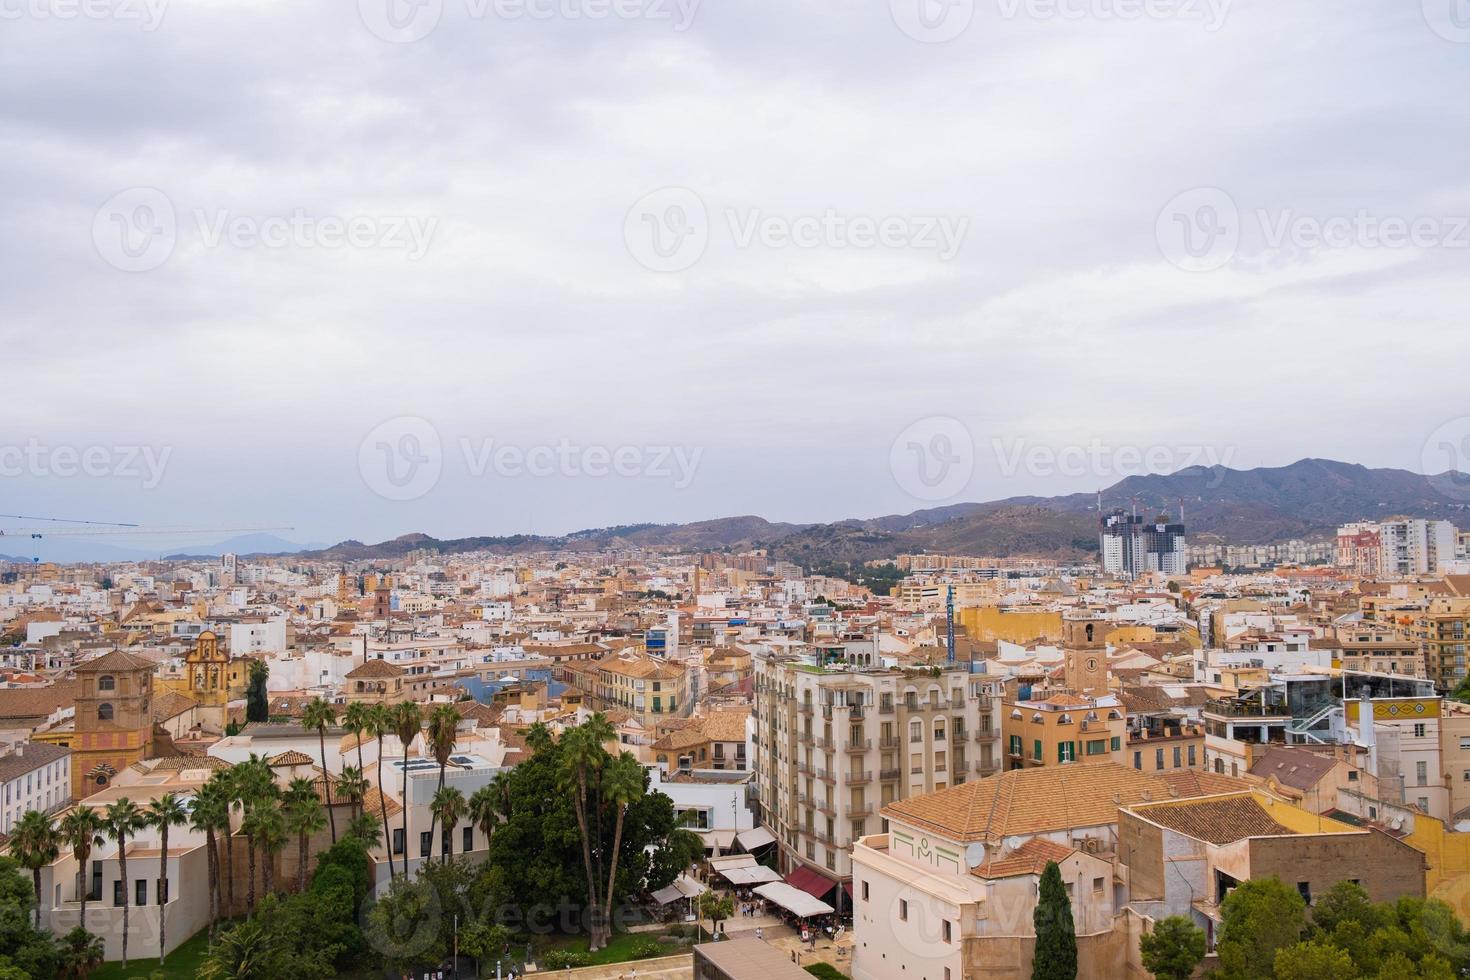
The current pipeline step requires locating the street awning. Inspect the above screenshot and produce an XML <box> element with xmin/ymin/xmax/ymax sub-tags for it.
<box><xmin>652</xmin><ymin>873</ymin><xmax>708</xmax><ymax>904</ymax></box>
<box><xmin>721</xmin><ymin>865</ymin><xmax>783</xmax><ymax>886</ymax></box>
<box><xmin>737</xmin><ymin>826</ymin><xmax>776</xmax><ymax>851</ymax></box>
<box><xmin>709</xmin><ymin>853</ymin><xmax>757</xmax><ymax>872</ymax></box>
<box><xmin>698</xmin><ymin>829</ymin><xmax>738</xmax><ymax>852</ymax></box>
<box><xmin>754</xmin><ymin>882</ymin><xmax>835</xmax><ymax>918</ymax></box>
<box><xmin>784</xmin><ymin>865</ymin><xmax>837</xmax><ymax>899</ymax></box>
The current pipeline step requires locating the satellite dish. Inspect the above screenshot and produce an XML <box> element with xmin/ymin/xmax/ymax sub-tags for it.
<box><xmin>1003</xmin><ymin>836</ymin><xmax>1024</xmax><ymax>852</ymax></box>
<box><xmin>965</xmin><ymin>843</ymin><xmax>986</xmax><ymax>866</ymax></box>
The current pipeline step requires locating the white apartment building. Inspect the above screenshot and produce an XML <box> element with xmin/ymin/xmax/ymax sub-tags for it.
<box><xmin>229</xmin><ymin>619</ymin><xmax>287</xmax><ymax>655</ymax></box>
<box><xmin>1337</xmin><ymin>519</ymin><xmax>1458</xmax><ymax>577</ymax></box>
<box><xmin>753</xmin><ymin>634</ymin><xmax>1004</xmax><ymax>907</ymax></box>
<box><xmin>0</xmin><ymin>742</ymin><xmax>70</xmax><ymax>834</ymax></box>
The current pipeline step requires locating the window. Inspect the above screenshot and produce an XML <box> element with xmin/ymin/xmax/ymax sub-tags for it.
<box><xmin>942</xmin><ymin>920</ymin><xmax>952</xmax><ymax>943</ymax></box>
<box><xmin>98</xmin><ymin>703</ymin><xmax>114</xmax><ymax>721</ymax></box>
<box><xmin>1156</xmin><ymin>748</ymin><xmax>1165</xmax><ymax>770</ymax></box>
<box><xmin>1173</xmin><ymin>747</ymin><xmax>1182</xmax><ymax>768</ymax></box>
<box><xmin>420</xmin><ymin>832</ymin><xmax>432</xmax><ymax>857</ymax></box>
<box><xmin>1417</xmin><ymin>761</ymin><xmax>1428</xmax><ymax>786</ymax></box>
<box><xmin>1110</xmin><ymin>736</ymin><xmax>1121</xmax><ymax>752</ymax></box>
<box><xmin>1093</xmin><ymin>877</ymin><xmax>1104</xmax><ymax>893</ymax></box>
<box><xmin>1058</xmin><ymin>742</ymin><xmax>1075</xmax><ymax>763</ymax></box>
<box><xmin>1188</xmin><ymin>745</ymin><xmax>1197</xmax><ymax>767</ymax></box>
<box><xmin>1349</xmin><ymin>770</ymin><xmax>1359</xmax><ymax>782</ymax></box>
<box><xmin>934</xmin><ymin>723</ymin><xmax>945</xmax><ymax>742</ymax></box>
<box><xmin>1033</xmin><ymin>739</ymin><xmax>1042</xmax><ymax>761</ymax></box>
<box><xmin>1133</xmin><ymin>751</ymin><xmax>1141</xmax><ymax>770</ymax></box>
<box><xmin>1297</xmin><ymin>882</ymin><xmax>1311</xmax><ymax>904</ymax></box>
<box><xmin>393</xmin><ymin>828</ymin><xmax>405</xmax><ymax>854</ymax></box>
<box><xmin>463</xmin><ymin>825</ymin><xmax>473</xmax><ymax>853</ymax></box>
<box><xmin>1009</xmin><ymin>735</ymin><xmax>1022</xmax><ymax>756</ymax></box>
<box><xmin>911</xmin><ymin>722</ymin><xmax>923</xmax><ymax>743</ymax></box>
<box><xmin>136</xmin><ymin>879</ymin><xmax>147</xmax><ymax>907</ymax></box>
<box><xmin>861</xmin><ymin>881</ymin><xmax>869</xmax><ymax>902</ymax></box>
<box><xmin>98</xmin><ymin>675</ymin><xmax>115</xmax><ymax>691</ymax></box>
<box><xmin>899</xmin><ymin>899</ymin><xmax>908</xmax><ymax>921</ymax></box>
<box><xmin>1414</xmin><ymin>724</ymin><xmax>1427</xmax><ymax>738</ymax></box>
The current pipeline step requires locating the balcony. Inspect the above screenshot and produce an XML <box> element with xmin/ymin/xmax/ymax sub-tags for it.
<box><xmin>795</xmin><ymin>760</ymin><xmax>813</xmax><ymax>776</ymax></box>
<box><xmin>879</xmin><ymin>736</ymin><xmax>901</xmax><ymax>749</ymax></box>
<box><xmin>1204</xmin><ymin>698</ymin><xmax>1290</xmax><ymax>719</ymax></box>
<box><xmin>798</xmin><ymin>702</ymin><xmax>814</xmax><ymax>716</ymax></box>
<box><xmin>816</xmin><ymin>767</ymin><xmax>837</xmax><ymax>784</ymax></box>
<box><xmin>878</xmin><ymin>702</ymin><xmax>895</xmax><ymax>715</ymax></box>
<box><xmin>849</xmin><ymin>803</ymin><xmax>874</xmax><ymax>817</ymax></box>
<box><xmin>813</xmin><ymin>735</ymin><xmax>835</xmax><ymax>750</ymax></box>
<box><xmin>798</xmin><ymin>731</ymin><xmax>815</xmax><ymax>745</ymax></box>
<box><xmin>846</xmin><ymin>738</ymin><xmax>872</xmax><ymax>753</ymax></box>
<box><xmin>879</xmin><ymin>768</ymin><xmax>901</xmax><ymax>780</ymax></box>
<box><xmin>974</xmin><ymin>696</ymin><xmax>994</xmax><ymax>711</ymax></box>
<box><xmin>974</xmin><ymin>730</ymin><xmax>994</xmax><ymax>743</ymax></box>
<box><xmin>847</xmin><ymin>770</ymin><xmax>872</xmax><ymax>785</ymax></box>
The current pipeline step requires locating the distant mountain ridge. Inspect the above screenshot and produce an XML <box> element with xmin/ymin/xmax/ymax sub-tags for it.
<box><xmin>292</xmin><ymin>458</ymin><xmax>1470</xmax><ymax>567</ymax></box>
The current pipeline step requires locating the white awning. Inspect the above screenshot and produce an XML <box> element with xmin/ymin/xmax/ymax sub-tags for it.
<box><xmin>754</xmin><ymin>882</ymin><xmax>835</xmax><ymax>918</ymax></box>
<box><xmin>721</xmin><ymin>865</ymin><xmax>783</xmax><ymax>886</ymax></box>
<box><xmin>674</xmin><ymin>874</ymin><xmax>707</xmax><ymax>898</ymax></box>
<box><xmin>708</xmin><ymin>853</ymin><xmax>757</xmax><ymax>871</ymax></box>
<box><xmin>737</xmin><ymin>826</ymin><xmax>776</xmax><ymax>851</ymax></box>
<box><xmin>698</xmin><ymin>829</ymin><xmax>738</xmax><ymax>851</ymax></box>
<box><xmin>651</xmin><ymin>884</ymin><xmax>684</xmax><ymax>905</ymax></box>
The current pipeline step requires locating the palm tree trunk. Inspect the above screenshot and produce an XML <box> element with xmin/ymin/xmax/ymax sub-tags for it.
<box><xmin>119</xmin><ymin>842</ymin><xmax>130</xmax><ymax>968</ymax></box>
<box><xmin>444</xmin><ymin>820</ymin><xmax>453</xmax><ymax>866</ymax></box>
<box><xmin>376</xmin><ymin>735</ymin><xmax>393</xmax><ymax>879</ymax></box>
<box><xmin>223</xmin><ymin>829</ymin><xmax>236</xmax><ymax>918</ymax></box>
<box><xmin>573</xmin><ymin>771</ymin><xmax>602</xmax><ymax>950</ymax></box>
<box><xmin>426</xmin><ymin>764</ymin><xmax>445</xmax><ymax>864</ymax></box>
<box><xmin>158</xmin><ymin>826</ymin><xmax>169</xmax><ymax>966</ymax></box>
<box><xmin>263</xmin><ymin>844</ymin><xmax>274</xmax><ymax>897</ymax></box>
<box><xmin>602</xmin><ymin>806</ymin><xmax>627</xmax><ymax>937</ymax></box>
<box><xmin>298</xmin><ymin>832</ymin><xmax>308</xmax><ymax>893</ymax></box>
<box><xmin>401</xmin><ymin>745</ymin><xmax>411</xmax><ymax>878</ymax></box>
<box><xmin>205</xmin><ymin>828</ymin><xmax>218</xmax><ymax>941</ymax></box>
<box><xmin>320</xmin><ymin>730</ymin><xmax>337</xmax><ymax>844</ymax></box>
<box><xmin>31</xmin><ymin>869</ymin><xmax>41</xmax><ymax>931</ymax></box>
<box><xmin>246</xmin><ymin>837</ymin><xmax>256</xmax><ymax>917</ymax></box>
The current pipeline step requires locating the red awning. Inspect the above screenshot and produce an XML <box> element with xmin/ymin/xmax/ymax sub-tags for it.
<box><xmin>785</xmin><ymin>865</ymin><xmax>836</xmax><ymax>899</ymax></box>
<box><xmin>843</xmin><ymin>881</ymin><xmax>853</xmax><ymax>898</ymax></box>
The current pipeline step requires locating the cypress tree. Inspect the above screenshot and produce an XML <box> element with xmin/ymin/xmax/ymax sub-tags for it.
<box><xmin>1033</xmin><ymin>860</ymin><xmax>1077</xmax><ymax>980</ymax></box>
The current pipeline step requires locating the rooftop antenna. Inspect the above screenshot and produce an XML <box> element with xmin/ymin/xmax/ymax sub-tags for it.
<box><xmin>946</xmin><ymin>584</ymin><xmax>956</xmax><ymax>665</ymax></box>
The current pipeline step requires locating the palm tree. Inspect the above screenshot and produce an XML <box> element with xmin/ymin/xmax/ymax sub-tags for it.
<box><xmin>368</xmin><ymin>703</ymin><xmax>395</xmax><ymax>874</ymax></box>
<box><xmin>103</xmin><ymin>798</ymin><xmax>147</xmax><ymax>968</ymax></box>
<box><xmin>582</xmin><ymin>712</ymin><xmax>617</xmax><ymax>909</ymax></box>
<box><xmin>11</xmin><ymin>810</ymin><xmax>58</xmax><ymax>930</ymax></box>
<box><xmin>59</xmin><ymin>807</ymin><xmax>104</xmax><ymax>937</ymax></box>
<box><xmin>189</xmin><ymin>781</ymin><xmax>229</xmax><ymax>938</ymax></box>
<box><xmin>600</xmin><ymin>752</ymin><xmax>644</xmax><ymax>936</ymax></box>
<box><xmin>283</xmin><ymin>798</ymin><xmax>327</xmax><ymax>893</ymax></box>
<box><xmin>559</xmin><ymin>726</ymin><xmax>607</xmax><ymax>949</ymax></box>
<box><xmin>343</xmin><ymin>701</ymin><xmax>371</xmax><ymax>776</ymax></box>
<box><xmin>205</xmin><ymin>769</ymin><xmax>239</xmax><ymax>919</ymax></box>
<box><xmin>148</xmin><ymin>793</ymin><xmax>189</xmax><ymax>966</ymax></box>
<box><xmin>346</xmin><ymin>810</ymin><xmax>382</xmax><ymax>848</ymax></box>
<box><xmin>524</xmin><ymin>721</ymin><xmax>553</xmax><ymax>755</ymax></box>
<box><xmin>423</xmin><ymin>704</ymin><xmax>461</xmax><ymax>864</ymax></box>
<box><xmin>430</xmin><ymin>786</ymin><xmax>466</xmax><ymax>865</ymax></box>
<box><xmin>54</xmin><ymin>926</ymin><xmax>104</xmax><ymax>980</ymax></box>
<box><xmin>390</xmin><ymin>701</ymin><xmax>422</xmax><ymax>876</ymax></box>
<box><xmin>303</xmin><ymin>698</ymin><xmax>338</xmax><ymax>844</ymax></box>
<box><xmin>254</xmin><ymin>806</ymin><xmax>287</xmax><ymax>899</ymax></box>
<box><xmin>336</xmin><ymin>766</ymin><xmax>369</xmax><ymax>823</ymax></box>
<box><xmin>467</xmin><ymin>785</ymin><xmax>499</xmax><ymax>856</ymax></box>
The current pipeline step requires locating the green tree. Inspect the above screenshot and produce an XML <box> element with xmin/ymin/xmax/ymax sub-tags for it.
<box><xmin>335</xmin><ymin>766</ymin><xmax>369</xmax><ymax>823</ymax></box>
<box><xmin>467</xmin><ymin>783</ymin><xmax>500</xmax><ymax>854</ymax></box>
<box><xmin>1032</xmin><ymin>860</ymin><xmax>1077</xmax><ymax>980</ymax></box>
<box><xmin>190</xmin><ymin>778</ymin><xmax>230</xmax><ymax>936</ymax></box>
<box><xmin>367</xmin><ymin>703</ymin><xmax>395</xmax><ymax>871</ymax></box>
<box><xmin>1313</xmin><ymin>880</ymin><xmax>1380</xmax><ymax>936</ymax></box>
<box><xmin>460</xmin><ymin>920</ymin><xmax>514</xmax><ymax>977</ymax></box>
<box><xmin>9</xmin><ymin>809</ymin><xmax>59</xmax><ymax>930</ymax></box>
<box><xmin>0</xmin><ymin>854</ymin><xmax>59</xmax><ymax>979</ymax></box>
<box><xmin>302</xmin><ymin>699</ymin><xmax>338</xmax><ymax>844</ymax></box>
<box><xmin>698</xmin><ymin>890</ymin><xmax>734</xmax><ymax>937</ymax></box>
<box><xmin>148</xmin><ymin>792</ymin><xmax>190</xmax><ymax>965</ymax></box>
<box><xmin>1214</xmin><ymin>877</ymin><xmax>1308</xmax><ymax>980</ymax></box>
<box><xmin>54</xmin><ymin>926</ymin><xmax>104</xmax><ymax>980</ymax></box>
<box><xmin>245</xmin><ymin>659</ymin><xmax>270</xmax><ymax>723</ymax></box>
<box><xmin>284</xmin><ymin>798</ymin><xmax>327</xmax><ymax>893</ymax></box>
<box><xmin>560</xmin><ymin>723</ymin><xmax>609</xmax><ymax>948</ymax></box>
<box><xmin>197</xmin><ymin>915</ymin><xmax>278</xmax><ymax>980</ymax></box>
<box><xmin>58</xmin><ymin>806</ymin><xmax>104</xmax><ymax>936</ymax></box>
<box><xmin>1274</xmin><ymin>937</ymin><xmax>1357</xmax><ymax>980</ymax></box>
<box><xmin>103</xmin><ymin>797</ymin><xmax>147</xmax><ymax>968</ymax></box>
<box><xmin>1138</xmin><ymin>915</ymin><xmax>1205</xmax><ymax>980</ymax></box>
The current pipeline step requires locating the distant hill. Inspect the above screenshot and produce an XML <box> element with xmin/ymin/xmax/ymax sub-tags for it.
<box><xmin>295</xmin><ymin>458</ymin><xmax>1470</xmax><ymax>569</ymax></box>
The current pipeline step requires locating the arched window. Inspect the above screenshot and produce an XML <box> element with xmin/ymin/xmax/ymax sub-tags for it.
<box><xmin>98</xmin><ymin>675</ymin><xmax>115</xmax><ymax>692</ymax></box>
<box><xmin>98</xmin><ymin>703</ymin><xmax>114</xmax><ymax>721</ymax></box>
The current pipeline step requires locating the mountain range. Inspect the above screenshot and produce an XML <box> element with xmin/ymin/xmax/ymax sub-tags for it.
<box><xmin>286</xmin><ymin>458</ymin><xmax>1470</xmax><ymax>569</ymax></box>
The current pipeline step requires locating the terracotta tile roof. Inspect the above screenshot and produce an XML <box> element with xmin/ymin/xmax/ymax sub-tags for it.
<box><xmin>971</xmin><ymin>838</ymin><xmax>1075</xmax><ymax>880</ymax></box>
<box><xmin>1247</xmin><ymin>746</ymin><xmax>1338</xmax><ymax>793</ymax></box>
<box><xmin>310</xmin><ymin>773</ymin><xmax>402</xmax><ymax>817</ymax></box>
<box><xmin>653</xmin><ymin>729</ymin><xmax>709</xmax><ymax>752</ymax></box>
<box><xmin>268</xmin><ymin>750</ymin><xmax>315</xmax><ymax>767</ymax></box>
<box><xmin>1130</xmin><ymin>793</ymin><xmax>1297</xmax><ymax>844</ymax></box>
<box><xmin>0</xmin><ymin>681</ymin><xmax>78</xmax><ymax>722</ymax></box>
<box><xmin>699</xmin><ymin>709</ymin><xmax>750</xmax><ymax>743</ymax></box>
<box><xmin>0</xmin><ymin>742</ymin><xmax>70</xmax><ymax>783</ymax></box>
<box><xmin>345</xmin><ymin>659</ymin><xmax>405</xmax><ymax>679</ymax></box>
<box><xmin>151</xmin><ymin>690</ymin><xmax>199</xmax><ymax>723</ymax></box>
<box><xmin>881</xmin><ymin>763</ymin><xmax>1251</xmax><ymax>842</ymax></box>
<box><xmin>74</xmin><ymin>649</ymin><xmax>155</xmax><ymax>673</ymax></box>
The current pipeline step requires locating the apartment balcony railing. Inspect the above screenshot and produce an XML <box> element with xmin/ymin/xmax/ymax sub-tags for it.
<box><xmin>974</xmin><ymin>730</ymin><xmax>994</xmax><ymax>742</ymax></box>
<box><xmin>798</xmin><ymin>702</ymin><xmax>814</xmax><ymax>716</ymax></box>
<box><xmin>816</xmin><ymin>767</ymin><xmax>837</xmax><ymax>784</ymax></box>
<box><xmin>813</xmin><ymin>735</ymin><xmax>835</xmax><ymax>750</ymax></box>
<box><xmin>798</xmin><ymin>731</ymin><xmax>815</xmax><ymax>745</ymax></box>
<box><xmin>879</xmin><ymin>768</ymin><xmax>902</xmax><ymax>781</ymax></box>
<box><xmin>849</xmin><ymin>803</ymin><xmax>874</xmax><ymax>817</ymax></box>
<box><xmin>816</xmin><ymin>800</ymin><xmax>837</xmax><ymax>818</ymax></box>
<box><xmin>821</xmin><ymin>705</ymin><xmax>834</xmax><ymax>720</ymax></box>
<box><xmin>974</xmin><ymin>696</ymin><xmax>994</xmax><ymax>711</ymax></box>
<box><xmin>878</xmin><ymin>703</ymin><xmax>895</xmax><ymax>715</ymax></box>
<box><xmin>846</xmin><ymin>738</ymin><xmax>872</xmax><ymax>753</ymax></box>
<box><xmin>847</xmin><ymin>770</ymin><xmax>872</xmax><ymax>785</ymax></box>
<box><xmin>879</xmin><ymin>736</ymin><xmax>901</xmax><ymax>749</ymax></box>
<box><xmin>1204</xmin><ymin>699</ymin><xmax>1291</xmax><ymax>719</ymax></box>
<box><xmin>794</xmin><ymin>760</ymin><xmax>813</xmax><ymax>776</ymax></box>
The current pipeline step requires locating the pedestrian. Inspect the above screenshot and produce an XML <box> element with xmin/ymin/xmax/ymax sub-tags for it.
<box><xmin>756</xmin><ymin>926</ymin><xmax>763</xmax><ymax>942</ymax></box>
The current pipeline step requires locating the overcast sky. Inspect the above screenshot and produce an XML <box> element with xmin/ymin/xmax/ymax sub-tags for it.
<box><xmin>2</xmin><ymin>0</ymin><xmax>1468</xmax><ymax>548</ymax></box>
